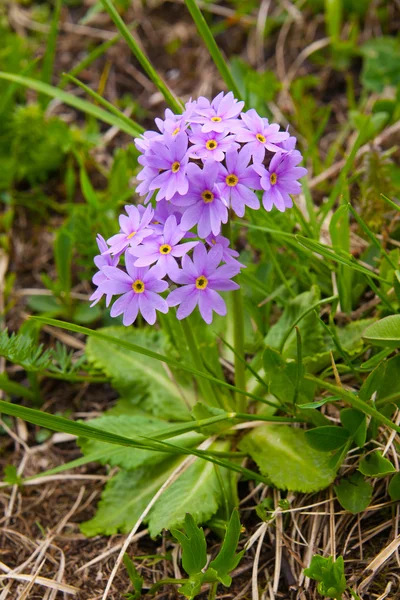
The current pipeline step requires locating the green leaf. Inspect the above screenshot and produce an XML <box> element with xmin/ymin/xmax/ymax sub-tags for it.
<box><xmin>148</xmin><ymin>441</ymin><xmax>231</xmax><ymax>537</ymax></box>
<box><xmin>360</xmin><ymin>354</ymin><xmax>400</xmax><ymax>404</ymax></box>
<box><xmin>81</xmin><ymin>460</ymin><xmax>179</xmax><ymax>536</ymax></box>
<box><xmin>263</xmin><ymin>346</ymin><xmax>315</xmax><ymax>405</ymax></box>
<box><xmin>3</xmin><ymin>464</ymin><xmax>23</xmax><ymax>486</ymax></box>
<box><xmin>78</xmin><ymin>415</ymin><xmax>204</xmax><ymax>470</ymax></box>
<box><xmin>239</xmin><ymin>425</ymin><xmax>337</xmax><ymax>492</ymax></box>
<box><xmin>388</xmin><ymin>472</ymin><xmax>400</xmax><ymax>502</ymax></box>
<box><xmin>304</xmin><ymin>555</ymin><xmax>347</xmax><ymax>600</ymax></box>
<box><xmin>0</xmin><ymin>329</ymin><xmax>53</xmax><ymax>372</ymax></box>
<box><xmin>340</xmin><ymin>408</ymin><xmax>366</xmax><ymax>448</ymax></box>
<box><xmin>305</xmin><ymin>426</ymin><xmax>350</xmax><ymax>452</ymax></box>
<box><xmin>0</xmin><ymin>72</ymin><xmax>143</xmax><ymax>138</ymax></box>
<box><xmin>86</xmin><ymin>327</ymin><xmax>195</xmax><ymax>420</ymax></box>
<box><xmin>359</xmin><ymin>451</ymin><xmax>396</xmax><ymax>477</ymax></box>
<box><xmin>334</xmin><ymin>471</ymin><xmax>373</xmax><ymax>514</ymax></box>
<box><xmin>171</xmin><ymin>514</ymin><xmax>207</xmax><ymax>576</ymax></box>
<box><xmin>208</xmin><ymin>509</ymin><xmax>243</xmax><ymax>587</ymax></box>
<box><xmin>329</xmin><ymin>205</ymin><xmax>352</xmax><ymax>313</ymax></box>
<box><xmin>54</xmin><ymin>224</ymin><xmax>73</xmax><ymax>294</ymax></box>
<box><xmin>362</xmin><ymin>315</ymin><xmax>400</xmax><ymax>348</ymax></box>
<box><xmin>123</xmin><ymin>554</ymin><xmax>143</xmax><ymax>600</ymax></box>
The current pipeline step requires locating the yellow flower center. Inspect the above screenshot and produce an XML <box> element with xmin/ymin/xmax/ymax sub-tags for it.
<box><xmin>172</xmin><ymin>127</ymin><xmax>180</xmax><ymax>135</ymax></box>
<box><xmin>256</xmin><ymin>133</ymin><xmax>266</xmax><ymax>143</ymax></box>
<box><xmin>172</xmin><ymin>161</ymin><xmax>180</xmax><ymax>173</ymax></box>
<box><xmin>226</xmin><ymin>174</ymin><xmax>239</xmax><ymax>187</ymax></box>
<box><xmin>211</xmin><ymin>238</ymin><xmax>217</xmax><ymax>245</ymax></box>
<box><xmin>195</xmin><ymin>275</ymin><xmax>208</xmax><ymax>290</ymax></box>
<box><xmin>205</xmin><ymin>140</ymin><xmax>218</xmax><ymax>150</ymax></box>
<box><xmin>270</xmin><ymin>172</ymin><xmax>278</xmax><ymax>185</ymax></box>
<box><xmin>211</xmin><ymin>116</ymin><xmax>222</xmax><ymax>122</ymax></box>
<box><xmin>127</xmin><ymin>231</ymin><xmax>136</xmax><ymax>239</ymax></box>
<box><xmin>201</xmin><ymin>189</ymin><xmax>214</xmax><ymax>203</ymax></box>
<box><xmin>132</xmin><ymin>279</ymin><xmax>145</xmax><ymax>293</ymax></box>
<box><xmin>160</xmin><ymin>244</ymin><xmax>172</xmax><ymax>254</ymax></box>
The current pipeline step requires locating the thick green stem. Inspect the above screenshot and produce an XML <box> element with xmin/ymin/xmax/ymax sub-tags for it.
<box><xmin>232</xmin><ymin>287</ymin><xmax>246</xmax><ymax>413</ymax></box>
<box><xmin>180</xmin><ymin>318</ymin><xmax>221</xmax><ymax>408</ymax></box>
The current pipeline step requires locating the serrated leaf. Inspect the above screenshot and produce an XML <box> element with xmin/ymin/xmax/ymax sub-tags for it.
<box><xmin>86</xmin><ymin>327</ymin><xmax>195</xmax><ymax>420</ymax></box>
<box><xmin>305</xmin><ymin>426</ymin><xmax>350</xmax><ymax>451</ymax></box>
<box><xmin>334</xmin><ymin>471</ymin><xmax>373</xmax><ymax>514</ymax></box>
<box><xmin>148</xmin><ymin>441</ymin><xmax>231</xmax><ymax>537</ymax></box>
<box><xmin>171</xmin><ymin>514</ymin><xmax>207</xmax><ymax>576</ymax></box>
<box><xmin>359</xmin><ymin>451</ymin><xmax>396</xmax><ymax>477</ymax></box>
<box><xmin>208</xmin><ymin>509</ymin><xmax>243</xmax><ymax>587</ymax></box>
<box><xmin>81</xmin><ymin>459</ymin><xmax>180</xmax><ymax>536</ymax></box>
<box><xmin>78</xmin><ymin>415</ymin><xmax>204</xmax><ymax>470</ymax></box>
<box><xmin>362</xmin><ymin>315</ymin><xmax>400</xmax><ymax>349</ymax></box>
<box><xmin>239</xmin><ymin>425</ymin><xmax>337</xmax><ymax>492</ymax></box>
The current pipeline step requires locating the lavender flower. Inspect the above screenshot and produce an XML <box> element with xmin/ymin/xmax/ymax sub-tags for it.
<box><xmin>105</xmin><ymin>204</ymin><xmax>154</xmax><ymax>256</ymax></box>
<box><xmin>173</xmin><ymin>161</ymin><xmax>228</xmax><ymax>238</ymax></box>
<box><xmin>168</xmin><ymin>243</ymin><xmax>240</xmax><ymax>324</ymax></box>
<box><xmin>190</xmin><ymin>91</ymin><xmax>244</xmax><ymax>133</ymax></box>
<box><xmin>217</xmin><ymin>148</ymin><xmax>261</xmax><ymax>217</ymax></box>
<box><xmin>143</xmin><ymin>132</ymin><xmax>190</xmax><ymax>201</ymax></box>
<box><xmin>130</xmin><ymin>215</ymin><xmax>198</xmax><ymax>277</ymax></box>
<box><xmin>90</xmin><ymin>235</ymin><xmax>120</xmax><ymax>306</ymax></box>
<box><xmin>101</xmin><ymin>253</ymin><xmax>168</xmax><ymax>325</ymax></box>
<box><xmin>189</xmin><ymin>127</ymin><xmax>239</xmax><ymax>162</ymax></box>
<box><xmin>236</xmin><ymin>109</ymin><xmax>289</xmax><ymax>162</ymax></box>
<box><xmin>253</xmin><ymin>151</ymin><xmax>307</xmax><ymax>212</ymax></box>
<box><xmin>205</xmin><ymin>234</ymin><xmax>245</xmax><ymax>269</ymax></box>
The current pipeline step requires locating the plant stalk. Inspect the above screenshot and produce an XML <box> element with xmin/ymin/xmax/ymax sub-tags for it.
<box><xmin>231</xmin><ymin>287</ymin><xmax>246</xmax><ymax>413</ymax></box>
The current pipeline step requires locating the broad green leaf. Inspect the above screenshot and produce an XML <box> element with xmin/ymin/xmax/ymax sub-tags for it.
<box><xmin>360</xmin><ymin>37</ymin><xmax>400</xmax><ymax>92</ymax></box>
<box><xmin>81</xmin><ymin>459</ymin><xmax>179</xmax><ymax>536</ymax></box>
<box><xmin>86</xmin><ymin>327</ymin><xmax>195</xmax><ymax>420</ymax></box>
<box><xmin>340</xmin><ymin>408</ymin><xmax>367</xmax><ymax>448</ymax></box>
<box><xmin>148</xmin><ymin>441</ymin><xmax>231</xmax><ymax>537</ymax></box>
<box><xmin>305</xmin><ymin>426</ymin><xmax>350</xmax><ymax>452</ymax></box>
<box><xmin>208</xmin><ymin>509</ymin><xmax>243</xmax><ymax>587</ymax></box>
<box><xmin>359</xmin><ymin>451</ymin><xmax>396</xmax><ymax>477</ymax></box>
<box><xmin>360</xmin><ymin>355</ymin><xmax>400</xmax><ymax>403</ymax></box>
<box><xmin>388</xmin><ymin>472</ymin><xmax>400</xmax><ymax>502</ymax></box>
<box><xmin>0</xmin><ymin>73</ymin><xmax>143</xmax><ymax>137</ymax></box>
<box><xmin>334</xmin><ymin>471</ymin><xmax>372</xmax><ymax>514</ymax></box>
<box><xmin>171</xmin><ymin>514</ymin><xmax>207</xmax><ymax>576</ymax></box>
<box><xmin>79</xmin><ymin>415</ymin><xmax>204</xmax><ymax>470</ymax></box>
<box><xmin>239</xmin><ymin>425</ymin><xmax>337</xmax><ymax>492</ymax></box>
<box><xmin>362</xmin><ymin>315</ymin><xmax>400</xmax><ymax>348</ymax></box>
<box><xmin>263</xmin><ymin>346</ymin><xmax>315</xmax><ymax>404</ymax></box>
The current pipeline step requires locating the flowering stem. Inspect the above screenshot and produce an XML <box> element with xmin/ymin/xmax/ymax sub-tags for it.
<box><xmin>231</xmin><ymin>287</ymin><xmax>246</xmax><ymax>413</ymax></box>
<box><xmin>180</xmin><ymin>318</ymin><xmax>221</xmax><ymax>408</ymax></box>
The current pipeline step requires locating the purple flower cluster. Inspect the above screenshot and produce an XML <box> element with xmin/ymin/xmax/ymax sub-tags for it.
<box><xmin>91</xmin><ymin>93</ymin><xmax>307</xmax><ymax>326</ymax></box>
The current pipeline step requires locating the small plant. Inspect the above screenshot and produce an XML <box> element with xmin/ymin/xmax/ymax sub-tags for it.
<box><xmin>304</xmin><ymin>555</ymin><xmax>360</xmax><ymax>600</ymax></box>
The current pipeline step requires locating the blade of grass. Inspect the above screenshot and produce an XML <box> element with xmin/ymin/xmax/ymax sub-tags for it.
<box><xmin>296</xmin><ymin>235</ymin><xmax>392</xmax><ymax>284</ymax></box>
<box><xmin>40</xmin><ymin>0</ymin><xmax>62</xmax><ymax>106</ymax></box>
<box><xmin>0</xmin><ymin>73</ymin><xmax>143</xmax><ymax>137</ymax></box>
<box><xmin>30</xmin><ymin>316</ymin><xmax>275</xmax><ymax>405</ymax></box>
<box><xmin>304</xmin><ymin>374</ymin><xmax>400</xmax><ymax>434</ymax></box>
<box><xmin>381</xmin><ymin>193</ymin><xmax>400</xmax><ymax>212</ymax></box>
<box><xmin>348</xmin><ymin>203</ymin><xmax>397</xmax><ymax>269</ymax></box>
<box><xmin>184</xmin><ymin>0</ymin><xmax>242</xmax><ymax>100</ymax></box>
<box><xmin>99</xmin><ymin>0</ymin><xmax>182</xmax><ymax>112</ymax></box>
<box><xmin>64</xmin><ymin>74</ymin><xmax>143</xmax><ymax>139</ymax></box>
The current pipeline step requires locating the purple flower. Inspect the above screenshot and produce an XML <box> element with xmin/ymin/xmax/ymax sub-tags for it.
<box><xmin>205</xmin><ymin>234</ymin><xmax>245</xmax><ymax>269</ymax></box>
<box><xmin>90</xmin><ymin>235</ymin><xmax>120</xmax><ymax>306</ymax></box>
<box><xmin>189</xmin><ymin>127</ymin><xmax>239</xmax><ymax>162</ymax></box>
<box><xmin>168</xmin><ymin>243</ymin><xmax>240</xmax><ymax>324</ymax></box>
<box><xmin>101</xmin><ymin>253</ymin><xmax>168</xmax><ymax>326</ymax></box>
<box><xmin>136</xmin><ymin>165</ymin><xmax>159</xmax><ymax>203</ymax></box>
<box><xmin>105</xmin><ymin>204</ymin><xmax>154</xmax><ymax>256</ymax></box>
<box><xmin>190</xmin><ymin>92</ymin><xmax>244</xmax><ymax>133</ymax></box>
<box><xmin>236</xmin><ymin>109</ymin><xmax>290</xmax><ymax>162</ymax></box>
<box><xmin>253</xmin><ymin>151</ymin><xmax>307</xmax><ymax>212</ymax></box>
<box><xmin>217</xmin><ymin>147</ymin><xmax>261</xmax><ymax>217</ymax></box>
<box><xmin>173</xmin><ymin>161</ymin><xmax>228</xmax><ymax>238</ymax></box>
<box><xmin>130</xmin><ymin>215</ymin><xmax>198</xmax><ymax>277</ymax></box>
<box><xmin>143</xmin><ymin>132</ymin><xmax>190</xmax><ymax>201</ymax></box>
